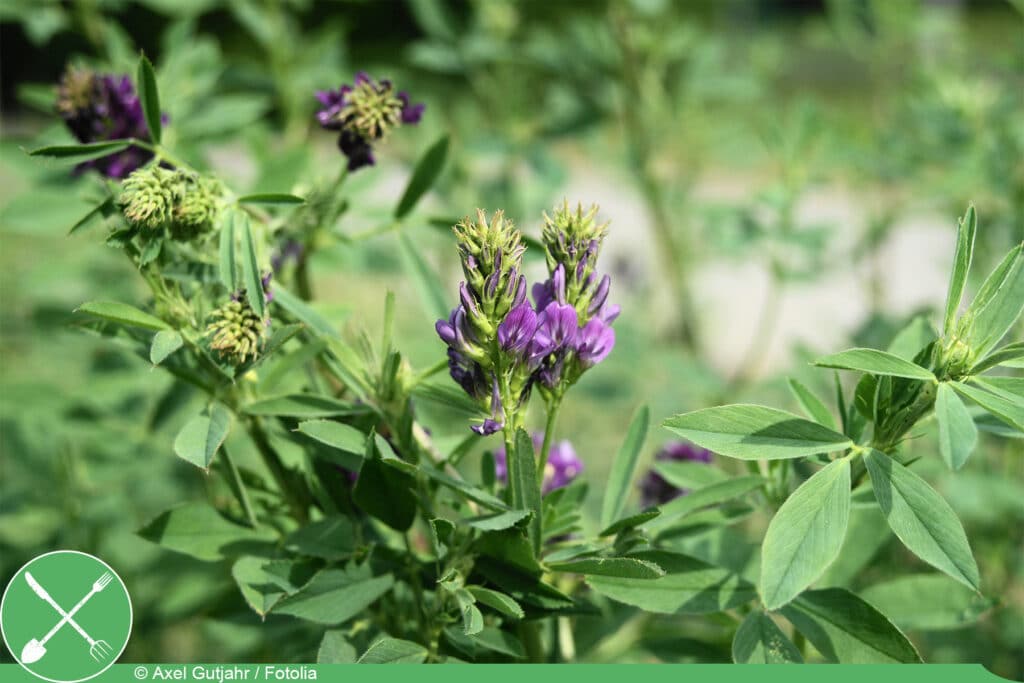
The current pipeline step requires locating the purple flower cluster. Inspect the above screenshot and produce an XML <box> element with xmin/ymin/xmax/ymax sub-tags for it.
<box><xmin>639</xmin><ymin>441</ymin><xmax>714</xmax><ymax>507</ymax></box>
<box><xmin>493</xmin><ymin>434</ymin><xmax>583</xmax><ymax>494</ymax></box>
<box><xmin>315</xmin><ymin>72</ymin><xmax>424</xmax><ymax>171</ymax></box>
<box><xmin>56</xmin><ymin>66</ymin><xmax>155</xmax><ymax>178</ymax></box>
<box><xmin>436</xmin><ymin>206</ymin><xmax>618</xmax><ymax>435</ymax></box>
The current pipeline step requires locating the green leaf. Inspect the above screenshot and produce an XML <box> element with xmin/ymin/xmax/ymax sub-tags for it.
<box><xmin>283</xmin><ymin>516</ymin><xmax>356</xmax><ymax>560</ymax></box>
<box><xmin>935</xmin><ymin>383</ymin><xmax>978</xmax><ymax>470</ymax></box>
<box><xmin>943</xmin><ymin>204</ymin><xmax>977</xmax><ymax>337</ymax></box>
<box><xmin>150</xmin><ymin>329</ymin><xmax>183</xmax><ymax>365</ymax></box>
<box><xmin>663</xmin><ymin>405</ymin><xmax>852</xmax><ymax>461</ymax></box>
<box><xmin>136</xmin><ymin>53</ymin><xmax>162</xmax><ymax>143</ymax></box>
<box><xmin>76</xmin><ymin>300</ymin><xmax>169</xmax><ymax>331</ymax></box>
<box><xmin>173</xmin><ymin>404</ymin><xmax>232</xmax><ymax>470</ymax></box>
<box><xmin>411</xmin><ymin>381</ymin><xmax>481</xmax><ymax>416</ymax></box>
<box><xmin>357</xmin><ymin>638</ymin><xmax>428</xmax><ymax>664</ymax></box>
<box><xmin>237</xmin><ymin>193</ymin><xmax>305</xmax><ymax>205</ymax></box>
<box><xmin>648</xmin><ymin>476</ymin><xmax>766</xmax><ymax>533</ymax></box>
<box><xmin>600</xmin><ymin>405</ymin><xmax>650</xmax><ymax>528</ymax></box>
<box><xmin>397</xmin><ymin>233</ymin><xmax>449</xmax><ymax>322</ymax></box>
<box><xmin>586</xmin><ymin>550</ymin><xmax>757</xmax><ymax>614</ymax></box>
<box><xmin>864</xmin><ymin>450</ymin><xmax>980</xmax><ymax>590</ymax></box>
<box><xmin>317</xmin><ymin>631</ymin><xmax>357</xmax><ymax>663</ymax></box>
<box><xmin>244</xmin><ymin>394</ymin><xmax>367</xmax><ymax>418</ymax></box>
<box><xmin>760</xmin><ymin>458</ymin><xmax>852</xmax><ymax>610</ymax></box>
<box><xmin>511</xmin><ymin>428</ymin><xmax>542</xmax><ymax>552</ymax></box>
<box><xmin>813</xmin><ymin>348</ymin><xmax>935</xmax><ymax>380</ymax></box>
<box><xmin>888</xmin><ymin>316</ymin><xmax>938</xmax><ymax>361</ymax></box>
<box><xmin>652</xmin><ymin>461</ymin><xmax>728</xmax><ymax>489</ymax></box>
<box><xmin>218</xmin><ymin>210</ymin><xmax>237</xmax><ymax>291</ymax></box>
<box><xmin>962</xmin><ymin>243</ymin><xmax>1024</xmax><ymax>359</ymax></box>
<box><xmin>29</xmin><ymin>140</ymin><xmax>131</xmax><ymax>162</ymax></box>
<box><xmin>952</xmin><ymin>381</ymin><xmax>1024</xmax><ymax>432</ymax></box>
<box><xmin>274</xmin><ymin>286</ymin><xmax>339</xmax><ymax>338</ymax></box>
<box><xmin>69</xmin><ymin>197</ymin><xmax>116</xmax><ymax>235</ymax></box>
<box><xmin>732</xmin><ymin>611</ymin><xmax>803</xmax><ymax>663</ymax></box>
<box><xmin>275</xmin><ymin>568</ymin><xmax>394</xmax><ymax>625</ymax></box>
<box><xmin>465</xmin><ymin>586</ymin><xmax>524</xmax><ymax>620</ymax></box>
<box><xmin>232</xmin><ymin>558</ymin><xmax>282</xmax><ymax>617</ymax></box>
<box><xmin>395</xmin><ymin>135</ymin><xmax>449</xmax><ymax>219</ymax></box>
<box><xmin>354</xmin><ymin>458</ymin><xmax>417</xmax><ymax>531</ymax></box>
<box><xmin>974</xmin><ymin>376</ymin><xmax>1024</xmax><ymax>401</ymax></box>
<box><xmin>781</xmin><ymin>588</ymin><xmax>921</xmax><ymax>663</ymax></box>
<box><xmin>787</xmin><ymin>378</ymin><xmax>838</xmax><ymax>431</ymax></box>
<box><xmin>295</xmin><ymin>420</ymin><xmax>367</xmax><ymax>469</ymax></box>
<box><xmin>598</xmin><ymin>509</ymin><xmax>661</xmax><ymax>537</ymax></box>
<box><xmin>548</xmin><ymin>557</ymin><xmax>665</xmax><ymax>579</ymax></box>
<box><xmin>860</xmin><ymin>575</ymin><xmax>994</xmax><ymax>632</ymax></box>
<box><xmin>418</xmin><ymin>467</ymin><xmax>510</xmax><ymax>512</ymax></box>
<box><xmin>454</xmin><ymin>588</ymin><xmax>484</xmax><ymax>635</ymax></box>
<box><xmin>138</xmin><ymin>502</ymin><xmax>272</xmax><ymax>562</ymax></box>
<box><xmin>970</xmin><ymin>341</ymin><xmax>1024</xmax><ymax>374</ymax></box>
<box><xmin>464</xmin><ymin>509</ymin><xmax>531</xmax><ymax>531</ymax></box>
<box><xmin>238</xmin><ymin>213</ymin><xmax>265</xmax><ymax>319</ymax></box>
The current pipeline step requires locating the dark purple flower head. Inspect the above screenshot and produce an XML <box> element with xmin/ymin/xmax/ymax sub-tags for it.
<box><xmin>55</xmin><ymin>66</ymin><xmax>157</xmax><ymax>178</ymax></box>
<box><xmin>498</xmin><ymin>303</ymin><xmax>539</xmax><ymax>354</ymax></box>
<box><xmin>639</xmin><ymin>441</ymin><xmax>714</xmax><ymax>507</ymax></box>
<box><xmin>494</xmin><ymin>434</ymin><xmax>583</xmax><ymax>493</ymax></box>
<box><xmin>315</xmin><ymin>72</ymin><xmax>424</xmax><ymax>172</ymax></box>
<box><xmin>261</xmin><ymin>271</ymin><xmax>274</xmax><ymax>303</ymax></box>
<box><xmin>574</xmin><ymin>318</ymin><xmax>615</xmax><ymax>368</ymax></box>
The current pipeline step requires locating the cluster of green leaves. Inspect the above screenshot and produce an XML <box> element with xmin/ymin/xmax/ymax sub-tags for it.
<box><xmin>648</xmin><ymin>207</ymin><xmax>1022</xmax><ymax>661</ymax></box>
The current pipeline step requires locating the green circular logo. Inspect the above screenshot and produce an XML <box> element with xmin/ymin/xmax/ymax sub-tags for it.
<box><xmin>1</xmin><ymin>551</ymin><xmax>132</xmax><ymax>683</ymax></box>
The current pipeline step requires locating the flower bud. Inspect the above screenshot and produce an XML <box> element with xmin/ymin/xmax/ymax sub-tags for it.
<box><xmin>120</xmin><ymin>166</ymin><xmax>178</xmax><ymax>231</ymax></box>
<box><xmin>171</xmin><ymin>173</ymin><xmax>225</xmax><ymax>240</ymax></box>
<box><xmin>206</xmin><ymin>298</ymin><xmax>268</xmax><ymax>365</ymax></box>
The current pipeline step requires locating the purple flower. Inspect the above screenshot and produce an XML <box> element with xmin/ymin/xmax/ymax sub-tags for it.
<box><xmin>574</xmin><ymin>318</ymin><xmax>615</xmax><ymax>368</ymax></box>
<box><xmin>315</xmin><ymin>72</ymin><xmax>424</xmax><ymax>172</ymax></box>
<box><xmin>639</xmin><ymin>441</ymin><xmax>714</xmax><ymax>507</ymax></box>
<box><xmin>498</xmin><ymin>303</ymin><xmax>539</xmax><ymax>354</ymax></box>
<box><xmin>535</xmin><ymin>302</ymin><xmax>577</xmax><ymax>352</ymax></box>
<box><xmin>261</xmin><ymin>271</ymin><xmax>274</xmax><ymax>303</ymax></box>
<box><xmin>271</xmin><ymin>239</ymin><xmax>305</xmax><ymax>273</ymax></box>
<box><xmin>56</xmin><ymin>67</ymin><xmax>158</xmax><ymax>178</ymax></box>
<box><xmin>493</xmin><ymin>434</ymin><xmax>583</xmax><ymax>493</ymax></box>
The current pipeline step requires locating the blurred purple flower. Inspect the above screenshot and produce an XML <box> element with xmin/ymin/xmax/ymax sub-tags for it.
<box><xmin>56</xmin><ymin>67</ymin><xmax>158</xmax><ymax>178</ymax></box>
<box><xmin>271</xmin><ymin>239</ymin><xmax>304</xmax><ymax>273</ymax></box>
<box><xmin>639</xmin><ymin>441</ymin><xmax>714</xmax><ymax>507</ymax></box>
<box><xmin>315</xmin><ymin>72</ymin><xmax>424</xmax><ymax>171</ymax></box>
<box><xmin>494</xmin><ymin>434</ymin><xmax>583</xmax><ymax>493</ymax></box>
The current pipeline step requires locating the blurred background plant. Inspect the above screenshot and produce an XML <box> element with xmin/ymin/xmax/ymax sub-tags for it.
<box><xmin>1</xmin><ymin>0</ymin><xmax>1021</xmax><ymax>674</ymax></box>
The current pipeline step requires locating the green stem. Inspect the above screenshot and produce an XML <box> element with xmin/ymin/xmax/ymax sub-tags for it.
<box><xmin>537</xmin><ymin>399</ymin><xmax>563</xmax><ymax>489</ymax></box>
<box><xmin>221</xmin><ymin>444</ymin><xmax>258</xmax><ymax>528</ymax></box>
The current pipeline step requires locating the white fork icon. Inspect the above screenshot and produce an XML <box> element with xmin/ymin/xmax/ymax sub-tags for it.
<box><xmin>20</xmin><ymin>572</ymin><xmax>114</xmax><ymax>664</ymax></box>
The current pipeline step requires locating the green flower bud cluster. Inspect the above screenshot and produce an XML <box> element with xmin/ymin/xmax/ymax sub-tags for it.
<box><xmin>342</xmin><ymin>75</ymin><xmax>405</xmax><ymax>141</ymax></box>
<box><xmin>172</xmin><ymin>174</ymin><xmax>225</xmax><ymax>240</ymax></box>
<box><xmin>120</xmin><ymin>166</ymin><xmax>179</xmax><ymax>231</ymax></box>
<box><xmin>120</xmin><ymin>167</ymin><xmax>225</xmax><ymax>240</ymax></box>
<box><xmin>541</xmin><ymin>202</ymin><xmax>609</xmax><ymax>320</ymax></box>
<box><xmin>206</xmin><ymin>298</ymin><xmax>267</xmax><ymax>365</ymax></box>
<box><xmin>452</xmin><ymin>209</ymin><xmax>527</xmax><ymax>347</ymax></box>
